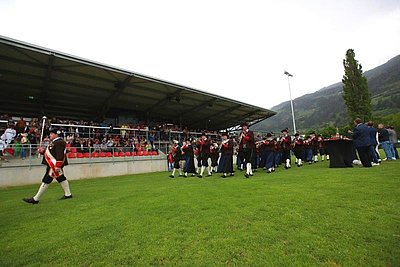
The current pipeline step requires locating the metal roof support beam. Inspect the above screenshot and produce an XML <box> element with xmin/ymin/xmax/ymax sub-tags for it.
<box><xmin>11</xmin><ymin>45</ymin><xmax>47</xmax><ymax>66</ymax></box>
<box><xmin>230</xmin><ymin>110</ymin><xmax>261</xmax><ymax>128</ymax></box>
<box><xmin>181</xmin><ymin>98</ymin><xmax>217</xmax><ymax>117</ymax></box>
<box><xmin>191</xmin><ymin>104</ymin><xmax>242</xmax><ymax>128</ymax></box>
<box><xmin>40</xmin><ymin>53</ymin><xmax>55</xmax><ymax>114</ymax></box>
<box><xmin>97</xmin><ymin>74</ymin><xmax>134</xmax><ymax>119</ymax></box>
<box><xmin>144</xmin><ymin>89</ymin><xmax>183</xmax><ymax>113</ymax></box>
<box><xmin>205</xmin><ymin>104</ymin><xmax>242</xmax><ymax>121</ymax></box>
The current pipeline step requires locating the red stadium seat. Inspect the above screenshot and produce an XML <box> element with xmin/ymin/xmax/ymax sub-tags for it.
<box><xmin>106</xmin><ymin>152</ymin><xmax>112</xmax><ymax>157</ymax></box>
<box><xmin>125</xmin><ymin>152</ymin><xmax>131</xmax><ymax>156</ymax></box>
<box><xmin>143</xmin><ymin>151</ymin><xmax>149</xmax><ymax>156</ymax></box>
<box><xmin>137</xmin><ymin>151</ymin><xmax>144</xmax><ymax>156</ymax></box>
<box><xmin>70</xmin><ymin>147</ymin><xmax>77</xmax><ymax>153</ymax></box>
<box><xmin>92</xmin><ymin>152</ymin><xmax>99</xmax><ymax>158</ymax></box>
<box><xmin>114</xmin><ymin>152</ymin><xmax>120</xmax><ymax>157</ymax></box>
<box><xmin>100</xmin><ymin>152</ymin><xmax>106</xmax><ymax>157</ymax></box>
<box><xmin>83</xmin><ymin>152</ymin><xmax>90</xmax><ymax>158</ymax></box>
<box><xmin>152</xmin><ymin>151</ymin><xmax>158</xmax><ymax>155</ymax></box>
<box><xmin>132</xmin><ymin>152</ymin><xmax>137</xmax><ymax>156</ymax></box>
<box><xmin>119</xmin><ymin>152</ymin><xmax>126</xmax><ymax>157</ymax></box>
<box><xmin>77</xmin><ymin>153</ymin><xmax>83</xmax><ymax>158</ymax></box>
<box><xmin>68</xmin><ymin>153</ymin><xmax>76</xmax><ymax>159</ymax></box>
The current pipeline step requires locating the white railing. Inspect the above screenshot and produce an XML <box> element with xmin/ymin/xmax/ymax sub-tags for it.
<box><xmin>0</xmin><ymin>144</ymin><xmax>165</xmax><ymax>168</ymax></box>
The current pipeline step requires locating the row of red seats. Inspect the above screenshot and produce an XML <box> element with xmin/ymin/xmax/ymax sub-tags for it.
<box><xmin>67</xmin><ymin>150</ymin><xmax>158</xmax><ymax>159</ymax></box>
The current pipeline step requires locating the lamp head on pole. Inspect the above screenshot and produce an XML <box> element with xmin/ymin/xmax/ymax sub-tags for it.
<box><xmin>284</xmin><ymin>70</ymin><xmax>293</xmax><ymax>77</ymax></box>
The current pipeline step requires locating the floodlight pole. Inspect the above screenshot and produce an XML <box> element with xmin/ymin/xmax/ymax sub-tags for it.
<box><xmin>284</xmin><ymin>71</ymin><xmax>297</xmax><ymax>134</ymax></box>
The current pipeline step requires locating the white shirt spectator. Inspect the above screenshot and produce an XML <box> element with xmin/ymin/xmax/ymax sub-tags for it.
<box><xmin>0</xmin><ymin>139</ymin><xmax>6</xmax><ymax>152</ymax></box>
<box><xmin>1</xmin><ymin>127</ymin><xmax>17</xmax><ymax>144</ymax></box>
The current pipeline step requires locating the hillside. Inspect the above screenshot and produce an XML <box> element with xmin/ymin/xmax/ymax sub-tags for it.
<box><xmin>253</xmin><ymin>55</ymin><xmax>400</xmax><ymax>132</ymax></box>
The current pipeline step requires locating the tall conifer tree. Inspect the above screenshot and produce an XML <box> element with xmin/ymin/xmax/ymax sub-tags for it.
<box><xmin>342</xmin><ymin>49</ymin><xmax>372</xmax><ymax>123</ymax></box>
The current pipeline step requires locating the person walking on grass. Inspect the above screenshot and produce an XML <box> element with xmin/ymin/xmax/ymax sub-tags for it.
<box><xmin>23</xmin><ymin>128</ymin><xmax>72</xmax><ymax>204</ymax></box>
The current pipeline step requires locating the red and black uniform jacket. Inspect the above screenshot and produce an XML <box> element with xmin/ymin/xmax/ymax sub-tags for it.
<box><xmin>263</xmin><ymin>138</ymin><xmax>276</xmax><ymax>152</ymax></box>
<box><xmin>280</xmin><ymin>135</ymin><xmax>292</xmax><ymax>151</ymax></box>
<box><xmin>197</xmin><ymin>139</ymin><xmax>211</xmax><ymax>155</ymax></box>
<box><xmin>239</xmin><ymin>130</ymin><xmax>255</xmax><ymax>151</ymax></box>
<box><xmin>221</xmin><ymin>139</ymin><xmax>234</xmax><ymax>156</ymax></box>
<box><xmin>42</xmin><ymin>137</ymin><xmax>68</xmax><ymax>178</ymax></box>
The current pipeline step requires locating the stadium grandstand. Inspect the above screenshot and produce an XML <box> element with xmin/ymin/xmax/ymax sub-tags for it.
<box><xmin>0</xmin><ymin>35</ymin><xmax>276</xmax><ymax>186</ymax></box>
<box><xmin>0</xmin><ymin>35</ymin><xmax>275</xmax><ymax>131</ymax></box>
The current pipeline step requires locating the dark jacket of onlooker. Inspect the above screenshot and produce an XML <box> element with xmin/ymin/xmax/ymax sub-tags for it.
<box><xmin>352</xmin><ymin>123</ymin><xmax>371</xmax><ymax>148</ymax></box>
<box><xmin>378</xmin><ymin>128</ymin><xmax>390</xmax><ymax>142</ymax></box>
<box><xmin>367</xmin><ymin>126</ymin><xmax>378</xmax><ymax>146</ymax></box>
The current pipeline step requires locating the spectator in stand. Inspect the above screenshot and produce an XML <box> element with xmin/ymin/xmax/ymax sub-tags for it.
<box><xmin>378</xmin><ymin>123</ymin><xmax>395</xmax><ymax>160</ymax></box>
<box><xmin>93</xmin><ymin>140</ymin><xmax>101</xmax><ymax>152</ymax></box>
<box><xmin>1</xmin><ymin>124</ymin><xmax>17</xmax><ymax>145</ymax></box>
<box><xmin>28</xmin><ymin>123</ymin><xmax>39</xmax><ymax>145</ymax></box>
<box><xmin>0</xmin><ymin>138</ymin><xmax>6</xmax><ymax>161</ymax></box>
<box><xmin>20</xmin><ymin>133</ymin><xmax>29</xmax><ymax>160</ymax></box>
<box><xmin>387</xmin><ymin>126</ymin><xmax>398</xmax><ymax>160</ymax></box>
<box><xmin>148</xmin><ymin>132</ymin><xmax>155</xmax><ymax>148</ymax></box>
<box><xmin>351</xmin><ymin>118</ymin><xmax>372</xmax><ymax>167</ymax></box>
<box><xmin>106</xmin><ymin>138</ymin><xmax>114</xmax><ymax>151</ymax></box>
<box><xmin>15</xmin><ymin>117</ymin><xmax>26</xmax><ymax>134</ymax></box>
<box><xmin>120</xmin><ymin>124</ymin><xmax>128</xmax><ymax>139</ymax></box>
<box><xmin>145</xmin><ymin>142</ymin><xmax>152</xmax><ymax>151</ymax></box>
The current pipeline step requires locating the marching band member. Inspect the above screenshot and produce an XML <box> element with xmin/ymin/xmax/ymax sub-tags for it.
<box><xmin>292</xmin><ymin>133</ymin><xmax>304</xmax><ymax>167</ymax></box>
<box><xmin>23</xmin><ymin>127</ymin><xmax>72</xmax><ymax>204</ymax></box>
<box><xmin>194</xmin><ymin>145</ymin><xmax>201</xmax><ymax>175</ymax></box>
<box><xmin>238</xmin><ymin>122</ymin><xmax>255</xmax><ymax>178</ymax></box>
<box><xmin>280</xmin><ymin>128</ymin><xmax>292</xmax><ymax>169</ymax></box>
<box><xmin>257</xmin><ymin>137</ymin><xmax>267</xmax><ymax>170</ymax></box>
<box><xmin>303</xmin><ymin>136</ymin><xmax>314</xmax><ymax>164</ymax></box>
<box><xmin>209</xmin><ymin>140</ymin><xmax>219</xmax><ymax>173</ymax></box>
<box><xmin>182</xmin><ymin>138</ymin><xmax>196</xmax><ymax>177</ymax></box>
<box><xmin>310</xmin><ymin>132</ymin><xmax>319</xmax><ymax>163</ymax></box>
<box><xmin>220</xmin><ymin>132</ymin><xmax>234</xmax><ymax>178</ymax></box>
<box><xmin>274</xmin><ymin>136</ymin><xmax>282</xmax><ymax>168</ymax></box>
<box><xmin>317</xmin><ymin>135</ymin><xmax>326</xmax><ymax>161</ymax></box>
<box><xmin>263</xmin><ymin>132</ymin><xmax>276</xmax><ymax>173</ymax></box>
<box><xmin>169</xmin><ymin>140</ymin><xmax>183</xmax><ymax>178</ymax></box>
<box><xmin>197</xmin><ymin>133</ymin><xmax>212</xmax><ymax>177</ymax></box>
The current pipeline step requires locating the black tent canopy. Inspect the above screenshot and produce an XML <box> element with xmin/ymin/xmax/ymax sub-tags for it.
<box><xmin>0</xmin><ymin>36</ymin><xmax>275</xmax><ymax>130</ymax></box>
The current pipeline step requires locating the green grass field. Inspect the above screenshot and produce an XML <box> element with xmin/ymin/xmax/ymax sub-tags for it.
<box><xmin>1</xmin><ymin>159</ymin><xmax>399</xmax><ymax>266</ymax></box>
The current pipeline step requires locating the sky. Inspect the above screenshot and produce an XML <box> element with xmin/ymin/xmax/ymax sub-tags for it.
<box><xmin>1</xmin><ymin>0</ymin><xmax>399</xmax><ymax>110</ymax></box>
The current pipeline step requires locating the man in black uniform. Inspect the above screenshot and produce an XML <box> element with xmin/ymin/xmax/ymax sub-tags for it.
<box><xmin>170</xmin><ymin>140</ymin><xmax>183</xmax><ymax>178</ymax></box>
<box><xmin>292</xmin><ymin>133</ymin><xmax>304</xmax><ymax>167</ymax></box>
<box><xmin>280</xmin><ymin>128</ymin><xmax>292</xmax><ymax>169</ymax></box>
<box><xmin>238</xmin><ymin>122</ymin><xmax>255</xmax><ymax>178</ymax></box>
<box><xmin>220</xmin><ymin>132</ymin><xmax>234</xmax><ymax>178</ymax></box>
<box><xmin>23</xmin><ymin>128</ymin><xmax>72</xmax><ymax>204</ymax></box>
<box><xmin>197</xmin><ymin>133</ymin><xmax>212</xmax><ymax>177</ymax></box>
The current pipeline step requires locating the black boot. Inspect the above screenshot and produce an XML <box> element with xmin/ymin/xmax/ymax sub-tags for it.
<box><xmin>23</xmin><ymin>197</ymin><xmax>39</xmax><ymax>204</ymax></box>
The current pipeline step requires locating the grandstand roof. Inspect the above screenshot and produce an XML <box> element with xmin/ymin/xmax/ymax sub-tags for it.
<box><xmin>0</xmin><ymin>35</ymin><xmax>276</xmax><ymax>130</ymax></box>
